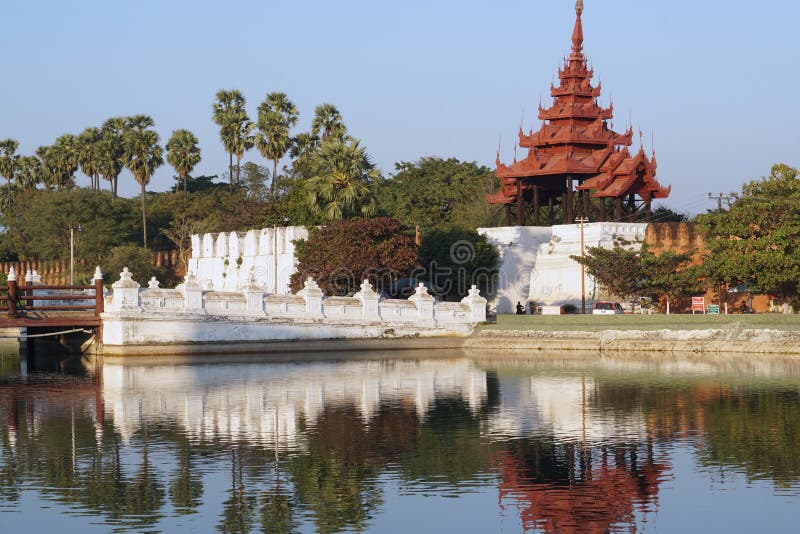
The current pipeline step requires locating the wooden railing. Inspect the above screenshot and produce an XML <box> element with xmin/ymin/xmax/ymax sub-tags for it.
<box><xmin>6</xmin><ymin>278</ymin><xmax>104</xmax><ymax>317</ymax></box>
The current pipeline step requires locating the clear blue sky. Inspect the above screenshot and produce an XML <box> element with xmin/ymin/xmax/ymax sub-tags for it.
<box><xmin>1</xmin><ymin>0</ymin><xmax>798</xmax><ymax>215</ymax></box>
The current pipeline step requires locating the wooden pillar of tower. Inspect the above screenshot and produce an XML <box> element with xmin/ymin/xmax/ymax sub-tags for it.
<box><xmin>645</xmin><ymin>194</ymin><xmax>652</xmax><ymax>222</ymax></box>
<box><xmin>516</xmin><ymin>179</ymin><xmax>525</xmax><ymax>226</ymax></box>
<box><xmin>614</xmin><ymin>197</ymin><xmax>623</xmax><ymax>221</ymax></box>
<box><xmin>533</xmin><ymin>185</ymin><xmax>540</xmax><ymax>226</ymax></box>
<box><xmin>583</xmin><ymin>189</ymin><xmax>591</xmax><ymax>221</ymax></box>
<box><xmin>599</xmin><ymin>198</ymin><xmax>606</xmax><ymax>222</ymax></box>
<box><xmin>564</xmin><ymin>176</ymin><xmax>574</xmax><ymax>224</ymax></box>
<box><xmin>504</xmin><ymin>204</ymin><xmax>512</xmax><ymax>226</ymax></box>
<box><xmin>548</xmin><ymin>196</ymin><xmax>554</xmax><ymax>225</ymax></box>
<box><xmin>627</xmin><ymin>193</ymin><xmax>635</xmax><ymax>221</ymax></box>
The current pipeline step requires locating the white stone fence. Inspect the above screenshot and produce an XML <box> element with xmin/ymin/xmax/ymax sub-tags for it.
<box><xmin>106</xmin><ymin>268</ymin><xmax>486</xmax><ymax>331</ymax></box>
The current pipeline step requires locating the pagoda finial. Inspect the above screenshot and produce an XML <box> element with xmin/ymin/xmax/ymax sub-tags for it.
<box><xmin>571</xmin><ymin>0</ymin><xmax>584</xmax><ymax>55</ymax></box>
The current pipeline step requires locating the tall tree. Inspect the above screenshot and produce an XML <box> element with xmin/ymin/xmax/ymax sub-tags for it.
<box><xmin>0</xmin><ymin>138</ymin><xmax>19</xmax><ymax>186</ymax></box>
<box><xmin>165</xmin><ymin>129</ymin><xmax>202</xmax><ymax>194</ymax></box>
<box><xmin>15</xmin><ymin>155</ymin><xmax>41</xmax><ymax>190</ymax></box>
<box><xmin>375</xmin><ymin>157</ymin><xmax>502</xmax><ymax>231</ymax></box>
<box><xmin>254</xmin><ymin>92</ymin><xmax>298</xmax><ymax>194</ymax></box>
<box><xmin>77</xmin><ymin>127</ymin><xmax>102</xmax><ymax>190</ymax></box>
<box><xmin>311</xmin><ymin>103</ymin><xmax>346</xmax><ymax>141</ymax></box>
<box><xmin>289</xmin><ymin>132</ymin><xmax>319</xmax><ymax>180</ymax></box>
<box><xmin>124</xmin><ymin>127</ymin><xmax>163</xmax><ymax>248</ymax></box>
<box><xmin>212</xmin><ymin>89</ymin><xmax>252</xmax><ymax>187</ymax></box>
<box><xmin>51</xmin><ymin>134</ymin><xmax>79</xmax><ymax>190</ymax></box>
<box><xmin>697</xmin><ymin>163</ymin><xmax>800</xmax><ymax>300</ymax></box>
<box><xmin>99</xmin><ymin>117</ymin><xmax>127</xmax><ymax>196</ymax></box>
<box><xmin>304</xmin><ymin>139</ymin><xmax>378</xmax><ymax>221</ymax></box>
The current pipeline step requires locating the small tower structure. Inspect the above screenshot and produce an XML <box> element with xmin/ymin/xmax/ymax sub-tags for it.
<box><xmin>488</xmin><ymin>1</ymin><xmax>671</xmax><ymax>225</ymax></box>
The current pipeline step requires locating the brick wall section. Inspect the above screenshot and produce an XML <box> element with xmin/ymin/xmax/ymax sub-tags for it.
<box><xmin>645</xmin><ymin>222</ymin><xmax>771</xmax><ymax>313</ymax></box>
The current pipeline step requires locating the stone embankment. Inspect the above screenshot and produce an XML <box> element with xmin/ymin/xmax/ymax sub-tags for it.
<box><xmin>467</xmin><ymin>327</ymin><xmax>800</xmax><ymax>354</ymax></box>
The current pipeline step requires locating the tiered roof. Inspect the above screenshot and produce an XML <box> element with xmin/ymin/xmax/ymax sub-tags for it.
<box><xmin>488</xmin><ymin>0</ymin><xmax>670</xmax><ymax>205</ymax></box>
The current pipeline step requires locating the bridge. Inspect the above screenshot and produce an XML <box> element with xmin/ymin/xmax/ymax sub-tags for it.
<box><xmin>0</xmin><ymin>267</ymin><xmax>104</xmax><ymax>343</ymax></box>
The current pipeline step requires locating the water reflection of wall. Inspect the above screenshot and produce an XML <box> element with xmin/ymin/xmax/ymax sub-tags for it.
<box><xmin>488</xmin><ymin>376</ymin><xmax>648</xmax><ymax>443</ymax></box>
<box><xmin>102</xmin><ymin>359</ymin><xmax>487</xmax><ymax>449</ymax></box>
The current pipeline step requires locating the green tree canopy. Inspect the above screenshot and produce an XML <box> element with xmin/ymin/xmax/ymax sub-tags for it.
<box><xmin>376</xmin><ymin>157</ymin><xmax>502</xmax><ymax>231</ymax></box>
<box><xmin>0</xmin><ymin>138</ymin><xmax>19</xmax><ymax>186</ymax></box>
<box><xmin>696</xmin><ymin>163</ymin><xmax>800</xmax><ymax>299</ymax></box>
<box><xmin>124</xmin><ymin>125</ymin><xmax>163</xmax><ymax>248</ymax></box>
<box><xmin>166</xmin><ymin>129</ymin><xmax>202</xmax><ymax>194</ymax></box>
<box><xmin>310</xmin><ymin>103</ymin><xmax>346</xmax><ymax>142</ymax></box>
<box><xmin>571</xmin><ymin>245</ymin><xmax>704</xmax><ymax>311</ymax></box>
<box><xmin>213</xmin><ymin>89</ymin><xmax>253</xmax><ymax>187</ymax></box>
<box><xmin>304</xmin><ymin>138</ymin><xmax>378</xmax><ymax>221</ymax></box>
<box><xmin>418</xmin><ymin>228</ymin><xmax>499</xmax><ymax>300</ymax></box>
<box><xmin>255</xmin><ymin>92</ymin><xmax>298</xmax><ymax>193</ymax></box>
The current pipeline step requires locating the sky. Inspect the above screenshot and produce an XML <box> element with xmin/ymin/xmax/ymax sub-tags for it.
<box><xmin>1</xmin><ymin>0</ymin><xmax>798</xmax><ymax>215</ymax></box>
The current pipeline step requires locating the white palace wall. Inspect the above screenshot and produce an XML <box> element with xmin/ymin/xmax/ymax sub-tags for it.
<box><xmin>101</xmin><ymin>269</ymin><xmax>487</xmax><ymax>347</ymax></box>
<box><xmin>188</xmin><ymin>226</ymin><xmax>308</xmax><ymax>293</ymax></box>
<box><xmin>479</xmin><ymin>222</ymin><xmax>647</xmax><ymax>313</ymax></box>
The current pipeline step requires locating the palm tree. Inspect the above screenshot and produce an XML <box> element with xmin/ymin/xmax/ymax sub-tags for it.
<box><xmin>51</xmin><ymin>134</ymin><xmax>79</xmax><ymax>190</ymax></box>
<box><xmin>124</xmin><ymin>128</ymin><xmax>163</xmax><ymax>248</ymax></box>
<box><xmin>0</xmin><ymin>139</ymin><xmax>19</xmax><ymax>186</ymax></box>
<box><xmin>255</xmin><ymin>92</ymin><xmax>299</xmax><ymax>194</ymax></box>
<box><xmin>100</xmin><ymin>117</ymin><xmax>126</xmax><ymax>196</ymax></box>
<box><xmin>289</xmin><ymin>132</ymin><xmax>319</xmax><ymax>180</ymax></box>
<box><xmin>305</xmin><ymin>138</ymin><xmax>378</xmax><ymax>221</ymax></box>
<box><xmin>35</xmin><ymin>146</ymin><xmax>59</xmax><ymax>191</ymax></box>
<box><xmin>311</xmin><ymin>103</ymin><xmax>346</xmax><ymax>142</ymax></box>
<box><xmin>125</xmin><ymin>114</ymin><xmax>155</xmax><ymax>132</ymax></box>
<box><xmin>15</xmin><ymin>155</ymin><xmax>41</xmax><ymax>190</ymax></box>
<box><xmin>77</xmin><ymin>127</ymin><xmax>102</xmax><ymax>190</ymax></box>
<box><xmin>166</xmin><ymin>129</ymin><xmax>202</xmax><ymax>194</ymax></box>
<box><xmin>213</xmin><ymin>89</ymin><xmax>252</xmax><ymax>188</ymax></box>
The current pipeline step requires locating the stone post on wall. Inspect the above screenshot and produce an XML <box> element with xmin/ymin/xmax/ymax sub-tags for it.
<box><xmin>111</xmin><ymin>268</ymin><xmax>141</xmax><ymax>312</ymax></box>
<box><xmin>409</xmin><ymin>283</ymin><xmax>435</xmax><ymax>322</ymax></box>
<box><xmin>461</xmin><ymin>285</ymin><xmax>488</xmax><ymax>322</ymax></box>
<box><xmin>298</xmin><ymin>277</ymin><xmax>324</xmax><ymax>318</ymax></box>
<box><xmin>243</xmin><ymin>284</ymin><xmax>266</xmax><ymax>316</ymax></box>
<box><xmin>182</xmin><ymin>274</ymin><xmax>204</xmax><ymax>314</ymax></box>
<box><xmin>354</xmin><ymin>279</ymin><xmax>381</xmax><ymax>321</ymax></box>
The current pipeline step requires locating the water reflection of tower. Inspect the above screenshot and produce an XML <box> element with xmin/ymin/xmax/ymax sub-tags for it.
<box><xmin>490</xmin><ymin>374</ymin><xmax>669</xmax><ymax>532</ymax></box>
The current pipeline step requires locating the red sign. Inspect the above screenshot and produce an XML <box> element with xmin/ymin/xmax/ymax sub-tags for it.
<box><xmin>691</xmin><ymin>297</ymin><xmax>705</xmax><ymax>313</ymax></box>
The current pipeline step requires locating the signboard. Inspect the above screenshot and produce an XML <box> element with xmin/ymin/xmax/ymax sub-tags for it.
<box><xmin>691</xmin><ymin>297</ymin><xmax>705</xmax><ymax>314</ymax></box>
<box><xmin>707</xmin><ymin>304</ymin><xmax>720</xmax><ymax>315</ymax></box>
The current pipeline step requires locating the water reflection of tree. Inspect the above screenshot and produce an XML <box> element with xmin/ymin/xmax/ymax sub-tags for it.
<box><xmin>217</xmin><ymin>446</ymin><xmax>257</xmax><ymax>534</ymax></box>
<box><xmin>698</xmin><ymin>387</ymin><xmax>800</xmax><ymax>487</ymax></box>
<box><xmin>169</xmin><ymin>436</ymin><xmax>203</xmax><ymax>514</ymax></box>
<box><xmin>594</xmin><ymin>379</ymin><xmax>800</xmax><ymax>487</ymax></box>
<box><xmin>289</xmin><ymin>404</ymin><xmax>393</xmax><ymax>534</ymax></box>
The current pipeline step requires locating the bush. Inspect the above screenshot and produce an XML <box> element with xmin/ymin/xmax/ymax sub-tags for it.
<box><xmin>102</xmin><ymin>245</ymin><xmax>166</xmax><ymax>288</ymax></box>
<box><xmin>418</xmin><ymin>228</ymin><xmax>499</xmax><ymax>300</ymax></box>
<box><xmin>290</xmin><ymin>217</ymin><xmax>417</xmax><ymax>296</ymax></box>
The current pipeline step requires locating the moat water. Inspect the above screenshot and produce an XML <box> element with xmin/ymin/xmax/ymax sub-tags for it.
<box><xmin>1</xmin><ymin>348</ymin><xmax>800</xmax><ymax>533</ymax></box>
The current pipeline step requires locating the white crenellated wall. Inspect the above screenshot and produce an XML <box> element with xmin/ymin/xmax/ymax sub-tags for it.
<box><xmin>101</xmin><ymin>270</ymin><xmax>488</xmax><ymax>346</ymax></box>
<box><xmin>479</xmin><ymin>223</ymin><xmax>648</xmax><ymax>313</ymax></box>
<box><xmin>188</xmin><ymin>226</ymin><xmax>309</xmax><ymax>293</ymax></box>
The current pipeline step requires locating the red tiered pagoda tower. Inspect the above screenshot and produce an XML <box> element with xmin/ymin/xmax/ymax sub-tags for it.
<box><xmin>488</xmin><ymin>0</ymin><xmax>671</xmax><ymax>226</ymax></box>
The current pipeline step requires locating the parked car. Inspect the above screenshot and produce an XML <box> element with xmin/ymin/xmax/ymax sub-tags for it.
<box><xmin>592</xmin><ymin>301</ymin><xmax>625</xmax><ymax>315</ymax></box>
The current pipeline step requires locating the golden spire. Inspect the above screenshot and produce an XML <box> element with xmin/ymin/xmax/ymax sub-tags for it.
<box><xmin>576</xmin><ymin>0</ymin><xmax>584</xmax><ymax>14</ymax></box>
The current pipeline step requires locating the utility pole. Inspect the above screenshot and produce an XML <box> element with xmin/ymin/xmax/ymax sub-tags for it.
<box><xmin>576</xmin><ymin>217</ymin><xmax>589</xmax><ymax>314</ymax></box>
<box><xmin>708</xmin><ymin>192</ymin><xmax>733</xmax><ymax>213</ymax></box>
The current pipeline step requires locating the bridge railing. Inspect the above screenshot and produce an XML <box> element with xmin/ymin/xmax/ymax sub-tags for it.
<box><xmin>5</xmin><ymin>267</ymin><xmax>105</xmax><ymax>318</ymax></box>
